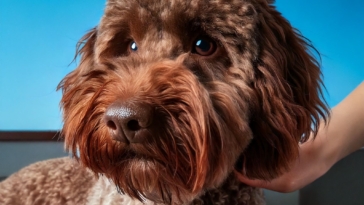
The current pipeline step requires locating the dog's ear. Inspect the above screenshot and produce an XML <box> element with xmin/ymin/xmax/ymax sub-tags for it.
<box><xmin>59</xmin><ymin>28</ymin><xmax>97</xmax><ymax>89</ymax></box>
<box><xmin>58</xmin><ymin>28</ymin><xmax>97</xmax><ymax>155</ymax></box>
<box><xmin>237</xmin><ymin>4</ymin><xmax>329</xmax><ymax>180</ymax></box>
<box><xmin>72</xmin><ymin>28</ymin><xmax>97</xmax><ymax>74</ymax></box>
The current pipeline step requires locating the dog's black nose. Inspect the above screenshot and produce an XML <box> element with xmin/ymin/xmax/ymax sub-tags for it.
<box><xmin>104</xmin><ymin>101</ymin><xmax>153</xmax><ymax>143</ymax></box>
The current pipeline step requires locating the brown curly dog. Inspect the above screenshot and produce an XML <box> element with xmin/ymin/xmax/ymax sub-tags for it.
<box><xmin>0</xmin><ymin>0</ymin><xmax>328</xmax><ymax>204</ymax></box>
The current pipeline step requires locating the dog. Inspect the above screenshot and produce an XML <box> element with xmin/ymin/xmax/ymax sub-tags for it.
<box><xmin>0</xmin><ymin>0</ymin><xmax>329</xmax><ymax>204</ymax></box>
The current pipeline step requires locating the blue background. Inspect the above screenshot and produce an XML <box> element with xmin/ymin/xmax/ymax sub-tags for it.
<box><xmin>0</xmin><ymin>0</ymin><xmax>363</xmax><ymax>130</ymax></box>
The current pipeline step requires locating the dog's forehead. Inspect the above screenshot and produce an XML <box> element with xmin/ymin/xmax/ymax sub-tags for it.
<box><xmin>96</xmin><ymin>0</ymin><xmax>261</xmax><ymax>62</ymax></box>
<box><xmin>103</xmin><ymin>0</ymin><xmax>258</xmax><ymax>28</ymax></box>
<box><xmin>109</xmin><ymin>0</ymin><xmax>199</xmax><ymax>13</ymax></box>
<box><xmin>106</xmin><ymin>0</ymin><xmax>232</xmax><ymax>13</ymax></box>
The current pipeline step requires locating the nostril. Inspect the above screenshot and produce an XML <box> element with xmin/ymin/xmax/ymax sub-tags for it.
<box><xmin>127</xmin><ymin>119</ymin><xmax>141</xmax><ymax>131</ymax></box>
<box><xmin>106</xmin><ymin>120</ymin><xmax>117</xmax><ymax>130</ymax></box>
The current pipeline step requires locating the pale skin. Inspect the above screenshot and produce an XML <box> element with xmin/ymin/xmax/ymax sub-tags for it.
<box><xmin>235</xmin><ymin>82</ymin><xmax>364</xmax><ymax>193</ymax></box>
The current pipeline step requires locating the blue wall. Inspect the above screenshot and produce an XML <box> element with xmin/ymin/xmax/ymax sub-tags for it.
<box><xmin>0</xmin><ymin>0</ymin><xmax>363</xmax><ymax>130</ymax></box>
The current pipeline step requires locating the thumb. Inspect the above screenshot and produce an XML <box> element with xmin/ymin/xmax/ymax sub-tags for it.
<box><xmin>234</xmin><ymin>170</ymin><xmax>271</xmax><ymax>188</ymax></box>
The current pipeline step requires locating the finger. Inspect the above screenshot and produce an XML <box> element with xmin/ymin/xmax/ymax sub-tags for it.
<box><xmin>234</xmin><ymin>170</ymin><xmax>270</xmax><ymax>188</ymax></box>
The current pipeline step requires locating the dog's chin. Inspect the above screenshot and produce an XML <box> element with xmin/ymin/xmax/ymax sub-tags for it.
<box><xmin>105</xmin><ymin>150</ymin><xmax>191</xmax><ymax>203</ymax></box>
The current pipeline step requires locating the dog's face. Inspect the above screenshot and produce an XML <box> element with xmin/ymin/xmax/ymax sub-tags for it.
<box><xmin>59</xmin><ymin>0</ymin><xmax>328</xmax><ymax>203</ymax></box>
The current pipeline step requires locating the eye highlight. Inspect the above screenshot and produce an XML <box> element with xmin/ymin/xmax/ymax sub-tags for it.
<box><xmin>192</xmin><ymin>37</ymin><xmax>216</xmax><ymax>56</ymax></box>
<box><xmin>129</xmin><ymin>41</ymin><xmax>138</xmax><ymax>52</ymax></box>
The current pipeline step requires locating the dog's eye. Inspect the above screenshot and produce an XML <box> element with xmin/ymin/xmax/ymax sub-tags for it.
<box><xmin>129</xmin><ymin>41</ymin><xmax>138</xmax><ymax>52</ymax></box>
<box><xmin>193</xmin><ymin>37</ymin><xmax>216</xmax><ymax>56</ymax></box>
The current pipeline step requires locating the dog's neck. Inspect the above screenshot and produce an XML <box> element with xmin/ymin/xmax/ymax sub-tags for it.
<box><xmin>191</xmin><ymin>174</ymin><xmax>264</xmax><ymax>205</ymax></box>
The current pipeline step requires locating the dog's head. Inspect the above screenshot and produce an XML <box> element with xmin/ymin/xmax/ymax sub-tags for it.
<box><xmin>59</xmin><ymin>0</ymin><xmax>328</xmax><ymax>203</ymax></box>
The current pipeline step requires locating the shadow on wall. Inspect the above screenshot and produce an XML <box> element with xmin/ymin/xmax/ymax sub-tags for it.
<box><xmin>300</xmin><ymin>149</ymin><xmax>364</xmax><ymax>205</ymax></box>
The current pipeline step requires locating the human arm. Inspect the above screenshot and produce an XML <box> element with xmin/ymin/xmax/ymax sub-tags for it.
<box><xmin>235</xmin><ymin>82</ymin><xmax>364</xmax><ymax>192</ymax></box>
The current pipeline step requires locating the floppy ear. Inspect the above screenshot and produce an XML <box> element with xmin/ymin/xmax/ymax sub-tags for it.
<box><xmin>237</xmin><ymin>3</ymin><xmax>329</xmax><ymax>180</ymax></box>
<box><xmin>76</xmin><ymin>28</ymin><xmax>97</xmax><ymax>71</ymax></box>
<box><xmin>57</xmin><ymin>28</ymin><xmax>97</xmax><ymax>156</ymax></box>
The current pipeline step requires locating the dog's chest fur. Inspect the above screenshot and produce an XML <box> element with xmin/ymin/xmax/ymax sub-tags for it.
<box><xmin>74</xmin><ymin>158</ymin><xmax>266</xmax><ymax>205</ymax></box>
<box><xmin>87</xmin><ymin>172</ymin><xmax>265</xmax><ymax>205</ymax></box>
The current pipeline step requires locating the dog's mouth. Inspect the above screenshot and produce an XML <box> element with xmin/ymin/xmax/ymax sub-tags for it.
<box><xmin>123</xmin><ymin>146</ymin><xmax>152</xmax><ymax>161</ymax></box>
<box><xmin>115</xmin><ymin>144</ymin><xmax>166</xmax><ymax>165</ymax></box>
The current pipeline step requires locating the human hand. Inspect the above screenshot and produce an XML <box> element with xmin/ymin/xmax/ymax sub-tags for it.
<box><xmin>235</xmin><ymin>82</ymin><xmax>364</xmax><ymax>192</ymax></box>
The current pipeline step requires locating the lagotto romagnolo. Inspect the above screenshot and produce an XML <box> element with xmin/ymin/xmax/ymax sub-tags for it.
<box><xmin>0</xmin><ymin>0</ymin><xmax>328</xmax><ymax>204</ymax></box>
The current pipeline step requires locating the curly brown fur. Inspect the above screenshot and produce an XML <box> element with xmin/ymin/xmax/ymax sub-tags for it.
<box><xmin>0</xmin><ymin>0</ymin><xmax>328</xmax><ymax>204</ymax></box>
<box><xmin>0</xmin><ymin>158</ymin><xmax>96</xmax><ymax>205</ymax></box>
